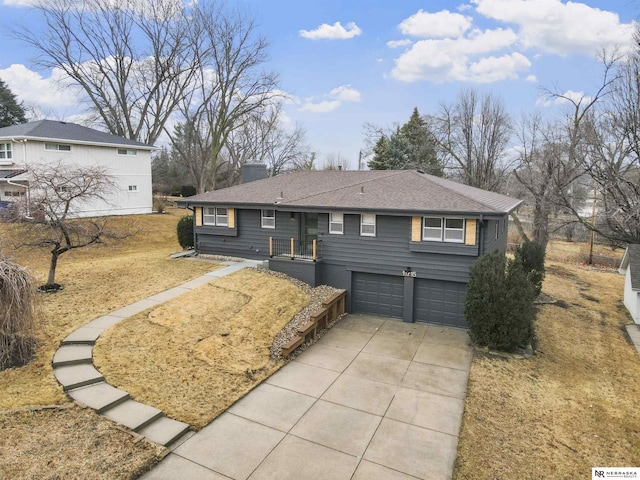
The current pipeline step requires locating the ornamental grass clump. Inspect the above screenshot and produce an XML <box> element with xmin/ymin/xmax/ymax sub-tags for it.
<box><xmin>0</xmin><ymin>256</ymin><xmax>38</xmax><ymax>370</ymax></box>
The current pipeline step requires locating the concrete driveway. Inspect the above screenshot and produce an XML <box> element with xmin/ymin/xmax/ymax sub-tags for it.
<box><xmin>142</xmin><ymin>314</ymin><xmax>473</xmax><ymax>480</ymax></box>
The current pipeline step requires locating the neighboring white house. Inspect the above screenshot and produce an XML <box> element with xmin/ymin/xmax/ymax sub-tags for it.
<box><xmin>0</xmin><ymin>120</ymin><xmax>154</xmax><ymax>217</ymax></box>
<box><xmin>620</xmin><ymin>244</ymin><xmax>640</xmax><ymax>324</ymax></box>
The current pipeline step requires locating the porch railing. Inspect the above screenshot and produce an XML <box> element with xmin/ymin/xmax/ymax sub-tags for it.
<box><xmin>269</xmin><ymin>237</ymin><xmax>321</xmax><ymax>261</ymax></box>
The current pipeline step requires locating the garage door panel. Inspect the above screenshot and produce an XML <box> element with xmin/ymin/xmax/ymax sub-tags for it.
<box><xmin>415</xmin><ymin>279</ymin><xmax>467</xmax><ymax>328</ymax></box>
<box><xmin>353</xmin><ymin>272</ymin><xmax>403</xmax><ymax>319</ymax></box>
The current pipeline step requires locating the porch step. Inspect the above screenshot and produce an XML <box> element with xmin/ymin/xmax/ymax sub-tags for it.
<box><xmin>67</xmin><ymin>382</ymin><xmax>130</xmax><ymax>413</ymax></box>
<box><xmin>54</xmin><ymin>364</ymin><xmax>104</xmax><ymax>391</ymax></box>
<box><xmin>53</xmin><ymin>344</ymin><xmax>94</xmax><ymax>367</ymax></box>
<box><xmin>138</xmin><ymin>416</ymin><xmax>191</xmax><ymax>447</ymax></box>
<box><xmin>102</xmin><ymin>399</ymin><xmax>163</xmax><ymax>432</ymax></box>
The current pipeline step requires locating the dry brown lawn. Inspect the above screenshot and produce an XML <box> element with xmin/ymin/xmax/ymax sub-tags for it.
<box><xmin>94</xmin><ymin>269</ymin><xmax>309</xmax><ymax>428</ymax></box>
<box><xmin>0</xmin><ymin>208</ymin><xmax>217</xmax><ymax>479</ymax></box>
<box><xmin>455</xmin><ymin>260</ymin><xmax>640</xmax><ymax>478</ymax></box>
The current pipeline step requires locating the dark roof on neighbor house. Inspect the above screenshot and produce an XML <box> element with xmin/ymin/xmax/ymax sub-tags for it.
<box><xmin>0</xmin><ymin>120</ymin><xmax>154</xmax><ymax>149</ymax></box>
<box><xmin>622</xmin><ymin>244</ymin><xmax>640</xmax><ymax>291</ymax></box>
<box><xmin>0</xmin><ymin>169</ymin><xmax>27</xmax><ymax>179</ymax></box>
<box><xmin>182</xmin><ymin>170</ymin><xmax>522</xmax><ymax>215</ymax></box>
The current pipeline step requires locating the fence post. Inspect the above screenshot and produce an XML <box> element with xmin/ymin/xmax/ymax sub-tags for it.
<box><xmin>269</xmin><ymin>237</ymin><xmax>273</xmax><ymax>257</ymax></box>
<box><xmin>312</xmin><ymin>239</ymin><xmax>317</xmax><ymax>261</ymax></box>
<box><xmin>290</xmin><ymin>237</ymin><xmax>295</xmax><ymax>259</ymax></box>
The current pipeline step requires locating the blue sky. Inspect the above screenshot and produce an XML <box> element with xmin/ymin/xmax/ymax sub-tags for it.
<box><xmin>0</xmin><ymin>0</ymin><xmax>638</xmax><ymax>168</ymax></box>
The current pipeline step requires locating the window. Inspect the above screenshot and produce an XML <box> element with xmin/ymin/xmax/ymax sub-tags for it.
<box><xmin>215</xmin><ymin>207</ymin><xmax>228</xmax><ymax>226</ymax></box>
<box><xmin>444</xmin><ymin>218</ymin><xmax>465</xmax><ymax>243</ymax></box>
<box><xmin>423</xmin><ymin>217</ymin><xmax>465</xmax><ymax>243</ymax></box>
<box><xmin>45</xmin><ymin>143</ymin><xmax>72</xmax><ymax>151</ymax></box>
<box><xmin>128</xmin><ymin>185</ymin><xmax>138</xmax><ymax>192</ymax></box>
<box><xmin>423</xmin><ymin>217</ymin><xmax>443</xmax><ymax>241</ymax></box>
<box><xmin>203</xmin><ymin>207</ymin><xmax>216</xmax><ymax>225</ymax></box>
<box><xmin>329</xmin><ymin>212</ymin><xmax>344</xmax><ymax>234</ymax></box>
<box><xmin>360</xmin><ymin>214</ymin><xmax>376</xmax><ymax>236</ymax></box>
<box><xmin>0</xmin><ymin>143</ymin><xmax>12</xmax><ymax>159</ymax></box>
<box><xmin>261</xmin><ymin>209</ymin><xmax>275</xmax><ymax>229</ymax></box>
<box><xmin>117</xmin><ymin>148</ymin><xmax>137</xmax><ymax>156</ymax></box>
<box><xmin>4</xmin><ymin>190</ymin><xmax>24</xmax><ymax>197</ymax></box>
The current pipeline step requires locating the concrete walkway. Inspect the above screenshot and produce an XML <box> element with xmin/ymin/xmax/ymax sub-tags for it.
<box><xmin>143</xmin><ymin>314</ymin><xmax>473</xmax><ymax>480</ymax></box>
<box><xmin>626</xmin><ymin>324</ymin><xmax>640</xmax><ymax>352</ymax></box>
<box><xmin>52</xmin><ymin>259</ymin><xmax>265</xmax><ymax>447</ymax></box>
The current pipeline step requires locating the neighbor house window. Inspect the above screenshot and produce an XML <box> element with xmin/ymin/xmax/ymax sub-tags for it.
<box><xmin>202</xmin><ymin>207</ymin><xmax>229</xmax><ymax>226</ymax></box>
<box><xmin>45</xmin><ymin>143</ymin><xmax>72</xmax><ymax>151</ymax></box>
<box><xmin>4</xmin><ymin>190</ymin><xmax>24</xmax><ymax>197</ymax></box>
<box><xmin>117</xmin><ymin>148</ymin><xmax>137</xmax><ymax>156</ymax></box>
<box><xmin>261</xmin><ymin>209</ymin><xmax>275</xmax><ymax>229</ymax></box>
<box><xmin>128</xmin><ymin>185</ymin><xmax>138</xmax><ymax>192</ymax></box>
<box><xmin>0</xmin><ymin>143</ymin><xmax>12</xmax><ymax>159</ymax></box>
<box><xmin>423</xmin><ymin>217</ymin><xmax>465</xmax><ymax>243</ymax></box>
<box><xmin>329</xmin><ymin>212</ymin><xmax>344</xmax><ymax>234</ymax></box>
<box><xmin>360</xmin><ymin>213</ymin><xmax>376</xmax><ymax>236</ymax></box>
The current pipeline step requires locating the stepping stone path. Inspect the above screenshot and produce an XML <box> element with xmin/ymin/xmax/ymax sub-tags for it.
<box><xmin>52</xmin><ymin>258</ymin><xmax>265</xmax><ymax>448</ymax></box>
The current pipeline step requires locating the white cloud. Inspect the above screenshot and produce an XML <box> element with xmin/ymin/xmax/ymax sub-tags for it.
<box><xmin>330</xmin><ymin>85</ymin><xmax>361</xmax><ymax>102</ymax></box>
<box><xmin>299</xmin><ymin>21</ymin><xmax>362</xmax><ymax>40</ymax></box>
<box><xmin>526</xmin><ymin>74</ymin><xmax>537</xmax><ymax>83</ymax></box>
<box><xmin>299</xmin><ymin>85</ymin><xmax>361</xmax><ymax>113</ymax></box>
<box><xmin>3</xmin><ymin>0</ymin><xmax>38</xmax><ymax>5</ymax></box>
<box><xmin>0</xmin><ymin>64</ymin><xmax>81</xmax><ymax>110</ymax></box>
<box><xmin>399</xmin><ymin>9</ymin><xmax>472</xmax><ymax>39</ymax></box>
<box><xmin>473</xmin><ymin>0</ymin><xmax>635</xmax><ymax>56</ymax></box>
<box><xmin>387</xmin><ymin>39</ymin><xmax>413</xmax><ymax>49</ymax></box>
<box><xmin>391</xmin><ymin>28</ymin><xmax>529</xmax><ymax>83</ymax></box>
<box><xmin>300</xmin><ymin>100</ymin><xmax>341</xmax><ymax>113</ymax></box>
<box><xmin>537</xmin><ymin>89</ymin><xmax>593</xmax><ymax>107</ymax></box>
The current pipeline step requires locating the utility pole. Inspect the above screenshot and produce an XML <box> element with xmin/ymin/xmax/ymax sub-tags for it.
<box><xmin>358</xmin><ymin>150</ymin><xmax>362</xmax><ymax>170</ymax></box>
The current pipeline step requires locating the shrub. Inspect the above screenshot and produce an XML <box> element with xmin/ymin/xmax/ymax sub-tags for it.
<box><xmin>177</xmin><ymin>215</ymin><xmax>194</xmax><ymax>249</ymax></box>
<box><xmin>180</xmin><ymin>185</ymin><xmax>197</xmax><ymax>197</ymax></box>
<box><xmin>465</xmin><ymin>252</ymin><xmax>535</xmax><ymax>351</ymax></box>
<box><xmin>153</xmin><ymin>195</ymin><xmax>169</xmax><ymax>214</ymax></box>
<box><xmin>515</xmin><ymin>240</ymin><xmax>546</xmax><ymax>297</ymax></box>
<box><xmin>0</xmin><ymin>256</ymin><xmax>38</xmax><ymax>370</ymax></box>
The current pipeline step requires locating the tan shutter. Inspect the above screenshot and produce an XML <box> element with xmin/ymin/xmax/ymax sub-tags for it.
<box><xmin>411</xmin><ymin>216</ymin><xmax>422</xmax><ymax>242</ymax></box>
<box><xmin>465</xmin><ymin>219</ymin><xmax>477</xmax><ymax>246</ymax></box>
<box><xmin>228</xmin><ymin>208</ymin><xmax>235</xmax><ymax>228</ymax></box>
<box><xmin>195</xmin><ymin>207</ymin><xmax>203</xmax><ymax>227</ymax></box>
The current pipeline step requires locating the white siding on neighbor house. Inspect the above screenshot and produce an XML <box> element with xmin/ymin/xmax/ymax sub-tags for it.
<box><xmin>9</xmin><ymin>140</ymin><xmax>152</xmax><ymax>217</ymax></box>
<box><xmin>624</xmin><ymin>270</ymin><xmax>640</xmax><ymax>324</ymax></box>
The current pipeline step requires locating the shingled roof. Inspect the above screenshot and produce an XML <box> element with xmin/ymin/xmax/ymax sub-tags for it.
<box><xmin>0</xmin><ymin>120</ymin><xmax>153</xmax><ymax>149</ymax></box>
<box><xmin>183</xmin><ymin>170</ymin><xmax>522</xmax><ymax>215</ymax></box>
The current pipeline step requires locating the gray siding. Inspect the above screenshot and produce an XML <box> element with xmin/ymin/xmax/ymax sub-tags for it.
<box><xmin>318</xmin><ymin>213</ymin><xmax>476</xmax><ymax>284</ymax></box>
<box><xmin>482</xmin><ymin>217</ymin><xmax>508</xmax><ymax>254</ymax></box>
<box><xmin>197</xmin><ymin>209</ymin><xmax>298</xmax><ymax>259</ymax></box>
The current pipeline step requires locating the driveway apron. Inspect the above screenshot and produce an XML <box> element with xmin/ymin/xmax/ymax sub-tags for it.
<box><xmin>142</xmin><ymin>313</ymin><xmax>473</xmax><ymax>480</ymax></box>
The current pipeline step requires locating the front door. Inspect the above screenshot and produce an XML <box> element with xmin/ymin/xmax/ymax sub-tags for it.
<box><xmin>301</xmin><ymin>213</ymin><xmax>318</xmax><ymax>257</ymax></box>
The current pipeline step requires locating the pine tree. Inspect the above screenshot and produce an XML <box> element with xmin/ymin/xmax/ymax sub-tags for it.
<box><xmin>368</xmin><ymin>135</ymin><xmax>392</xmax><ymax>170</ymax></box>
<box><xmin>0</xmin><ymin>79</ymin><xmax>27</xmax><ymax>127</ymax></box>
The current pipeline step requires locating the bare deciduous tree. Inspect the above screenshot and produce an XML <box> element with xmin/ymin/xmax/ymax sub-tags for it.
<box><xmin>18</xmin><ymin>0</ymin><xmax>197</xmax><ymax>144</ymax></box>
<box><xmin>222</xmin><ymin>102</ymin><xmax>310</xmax><ymax>183</ymax></box>
<box><xmin>434</xmin><ymin>88</ymin><xmax>513</xmax><ymax>192</ymax></box>
<box><xmin>167</xmin><ymin>2</ymin><xmax>280</xmax><ymax>193</ymax></box>
<box><xmin>15</xmin><ymin>163</ymin><xmax>131</xmax><ymax>290</ymax></box>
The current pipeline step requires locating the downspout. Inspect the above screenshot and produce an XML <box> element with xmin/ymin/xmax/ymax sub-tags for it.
<box><xmin>478</xmin><ymin>214</ymin><xmax>485</xmax><ymax>255</ymax></box>
<box><xmin>11</xmin><ymin>137</ymin><xmax>30</xmax><ymax>217</ymax></box>
<box><xmin>186</xmin><ymin>204</ymin><xmax>196</xmax><ymax>251</ymax></box>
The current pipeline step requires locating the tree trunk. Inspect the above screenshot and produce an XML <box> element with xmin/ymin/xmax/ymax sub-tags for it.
<box><xmin>47</xmin><ymin>250</ymin><xmax>59</xmax><ymax>286</ymax></box>
<box><xmin>532</xmin><ymin>199</ymin><xmax>550</xmax><ymax>251</ymax></box>
<box><xmin>510</xmin><ymin>212</ymin><xmax>530</xmax><ymax>244</ymax></box>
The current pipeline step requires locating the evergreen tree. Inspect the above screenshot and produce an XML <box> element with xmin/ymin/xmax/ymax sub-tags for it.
<box><xmin>367</xmin><ymin>107</ymin><xmax>443</xmax><ymax>175</ymax></box>
<box><xmin>465</xmin><ymin>252</ymin><xmax>535</xmax><ymax>351</ymax></box>
<box><xmin>0</xmin><ymin>79</ymin><xmax>27</xmax><ymax>127</ymax></box>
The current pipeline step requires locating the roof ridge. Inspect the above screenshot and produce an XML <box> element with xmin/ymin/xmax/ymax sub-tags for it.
<box><xmin>414</xmin><ymin>171</ymin><xmax>507</xmax><ymax>213</ymax></box>
<box><xmin>283</xmin><ymin>170</ymin><xmax>404</xmax><ymax>204</ymax></box>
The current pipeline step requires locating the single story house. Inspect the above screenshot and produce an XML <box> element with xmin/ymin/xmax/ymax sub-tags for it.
<box><xmin>179</xmin><ymin>166</ymin><xmax>522</xmax><ymax>328</ymax></box>
<box><xmin>0</xmin><ymin>120</ymin><xmax>154</xmax><ymax>217</ymax></box>
<box><xmin>620</xmin><ymin>244</ymin><xmax>640</xmax><ymax>324</ymax></box>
